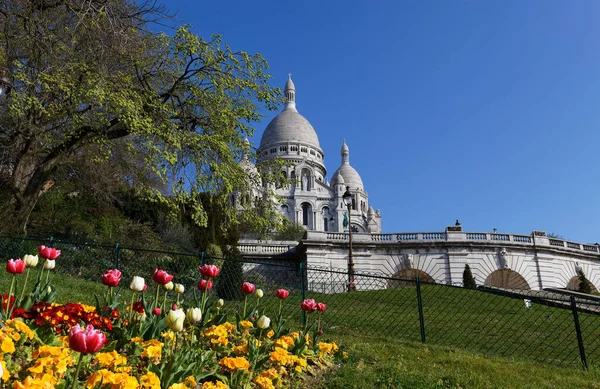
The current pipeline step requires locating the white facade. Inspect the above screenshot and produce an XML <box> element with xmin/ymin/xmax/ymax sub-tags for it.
<box><xmin>254</xmin><ymin>75</ymin><xmax>382</xmax><ymax>233</ymax></box>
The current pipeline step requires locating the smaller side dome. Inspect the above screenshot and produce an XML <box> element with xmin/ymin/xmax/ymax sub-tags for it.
<box><xmin>331</xmin><ymin>170</ymin><xmax>345</xmax><ymax>186</ymax></box>
<box><xmin>331</xmin><ymin>140</ymin><xmax>364</xmax><ymax>191</ymax></box>
<box><xmin>368</xmin><ymin>205</ymin><xmax>375</xmax><ymax>216</ymax></box>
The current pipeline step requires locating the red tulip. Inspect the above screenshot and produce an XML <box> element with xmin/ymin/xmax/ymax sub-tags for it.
<box><xmin>197</xmin><ymin>279</ymin><xmax>213</xmax><ymax>292</ymax></box>
<box><xmin>276</xmin><ymin>289</ymin><xmax>289</xmax><ymax>299</ymax></box>
<box><xmin>152</xmin><ymin>307</ymin><xmax>161</xmax><ymax>315</ymax></box>
<box><xmin>152</xmin><ymin>268</ymin><xmax>174</xmax><ymax>285</ymax></box>
<box><xmin>199</xmin><ymin>264</ymin><xmax>220</xmax><ymax>279</ymax></box>
<box><xmin>38</xmin><ymin>245</ymin><xmax>61</xmax><ymax>260</ymax></box>
<box><xmin>6</xmin><ymin>259</ymin><xmax>25</xmax><ymax>274</ymax></box>
<box><xmin>301</xmin><ymin>299</ymin><xmax>317</xmax><ymax>312</ymax></box>
<box><xmin>68</xmin><ymin>324</ymin><xmax>107</xmax><ymax>354</ymax></box>
<box><xmin>241</xmin><ymin>282</ymin><xmax>255</xmax><ymax>295</ymax></box>
<box><xmin>316</xmin><ymin>302</ymin><xmax>327</xmax><ymax>312</ymax></box>
<box><xmin>318</xmin><ymin>329</ymin><xmax>324</xmax><ymax>335</ymax></box>
<box><xmin>101</xmin><ymin>269</ymin><xmax>122</xmax><ymax>287</ymax></box>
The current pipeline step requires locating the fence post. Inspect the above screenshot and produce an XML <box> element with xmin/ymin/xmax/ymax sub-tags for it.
<box><xmin>114</xmin><ymin>243</ymin><xmax>120</xmax><ymax>269</ymax></box>
<box><xmin>200</xmin><ymin>252</ymin><xmax>206</xmax><ymax>267</ymax></box>
<box><xmin>300</xmin><ymin>262</ymin><xmax>306</xmax><ymax>326</ymax></box>
<box><xmin>416</xmin><ymin>276</ymin><xmax>426</xmax><ymax>343</ymax></box>
<box><xmin>570</xmin><ymin>295</ymin><xmax>588</xmax><ymax>369</ymax></box>
<box><xmin>49</xmin><ymin>236</ymin><xmax>54</xmax><ymax>248</ymax></box>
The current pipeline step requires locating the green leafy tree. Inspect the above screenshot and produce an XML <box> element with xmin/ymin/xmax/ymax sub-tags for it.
<box><xmin>463</xmin><ymin>264</ymin><xmax>476</xmax><ymax>289</ymax></box>
<box><xmin>578</xmin><ymin>269</ymin><xmax>593</xmax><ymax>294</ymax></box>
<box><xmin>0</xmin><ymin>0</ymin><xmax>284</xmax><ymax>235</ymax></box>
<box><xmin>216</xmin><ymin>257</ymin><xmax>245</xmax><ymax>301</ymax></box>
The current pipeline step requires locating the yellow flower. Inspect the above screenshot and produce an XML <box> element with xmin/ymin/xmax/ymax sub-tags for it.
<box><xmin>210</xmin><ymin>336</ymin><xmax>228</xmax><ymax>347</ymax></box>
<box><xmin>1</xmin><ymin>360</ymin><xmax>10</xmax><ymax>382</ymax></box>
<box><xmin>184</xmin><ymin>376</ymin><xmax>197</xmax><ymax>387</ymax></box>
<box><xmin>201</xmin><ymin>381</ymin><xmax>228</xmax><ymax>389</ymax></box>
<box><xmin>12</xmin><ymin>374</ymin><xmax>56</xmax><ymax>389</ymax></box>
<box><xmin>219</xmin><ymin>356</ymin><xmax>250</xmax><ymax>371</ymax></box>
<box><xmin>161</xmin><ymin>330</ymin><xmax>176</xmax><ymax>342</ymax></box>
<box><xmin>239</xmin><ymin>320</ymin><xmax>253</xmax><ymax>328</ymax></box>
<box><xmin>269</xmin><ymin>347</ymin><xmax>289</xmax><ymax>366</ymax></box>
<box><xmin>343</xmin><ymin>351</ymin><xmax>349</xmax><ymax>359</ymax></box>
<box><xmin>141</xmin><ymin>341</ymin><xmax>163</xmax><ymax>363</ymax></box>
<box><xmin>86</xmin><ymin>369</ymin><xmax>115</xmax><ymax>388</ymax></box>
<box><xmin>253</xmin><ymin>376</ymin><xmax>275</xmax><ymax>389</ymax></box>
<box><xmin>7</xmin><ymin>319</ymin><xmax>35</xmax><ymax>340</ymax></box>
<box><xmin>318</xmin><ymin>342</ymin><xmax>339</xmax><ymax>355</ymax></box>
<box><xmin>112</xmin><ymin>372</ymin><xmax>139</xmax><ymax>389</ymax></box>
<box><xmin>1</xmin><ymin>336</ymin><xmax>15</xmax><ymax>353</ymax></box>
<box><xmin>94</xmin><ymin>351</ymin><xmax>128</xmax><ymax>369</ymax></box>
<box><xmin>168</xmin><ymin>383</ymin><xmax>189</xmax><ymax>389</ymax></box>
<box><xmin>273</xmin><ymin>336</ymin><xmax>294</xmax><ymax>350</ymax></box>
<box><xmin>140</xmin><ymin>372</ymin><xmax>161</xmax><ymax>389</ymax></box>
<box><xmin>131</xmin><ymin>337</ymin><xmax>144</xmax><ymax>344</ymax></box>
<box><xmin>266</xmin><ymin>330</ymin><xmax>274</xmax><ymax>339</ymax></box>
<box><xmin>232</xmin><ymin>341</ymin><xmax>248</xmax><ymax>355</ymax></box>
<box><xmin>259</xmin><ymin>368</ymin><xmax>278</xmax><ymax>380</ymax></box>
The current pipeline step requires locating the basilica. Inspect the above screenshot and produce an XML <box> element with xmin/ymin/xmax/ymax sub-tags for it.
<box><xmin>250</xmin><ymin>75</ymin><xmax>382</xmax><ymax>233</ymax></box>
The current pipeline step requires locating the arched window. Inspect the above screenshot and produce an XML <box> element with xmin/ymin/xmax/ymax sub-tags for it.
<box><xmin>322</xmin><ymin>207</ymin><xmax>330</xmax><ymax>232</ymax></box>
<box><xmin>301</xmin><ymin>203</ymin><xmax>312</xmax><ymax>228</ymax></box>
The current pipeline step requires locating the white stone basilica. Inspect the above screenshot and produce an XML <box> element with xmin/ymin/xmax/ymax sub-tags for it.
<box><xmin>252</xmin><ymin>75</ymin><xmax>382</xmax><ymax>233</ymax></box>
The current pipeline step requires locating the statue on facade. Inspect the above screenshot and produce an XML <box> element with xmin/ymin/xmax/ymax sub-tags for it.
<box><xmin>500</xmin><ymin>248</ymin><xmax>508</xmax><ymax>269</ymax></box>
<box><xmin>343</xmin><ymin>212</ymin><xmax>349</xmax><ymax>230</ymax></box>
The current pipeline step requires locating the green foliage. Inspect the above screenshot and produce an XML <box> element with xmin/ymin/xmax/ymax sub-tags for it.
<box><xmin>272</xmin><ymin>222</ymin><xmax>306</xmax><ymax>241</ymax></box>
<box><xmin>462</xmin><ymin>264</ymin><xmax>476</xmax><ymax>289</ymax></box>
<box><xmin>0</xmin><ymin>0</ymin><xmax>286</xmax><ymax>236</ymax></box>
<box><xmin>578</xmin><ymin>269</ymin><xmax>593</xmax><ymax>294</ymax></box>
<box><xmin>216</xmin><ymin>259</ymin><xmax>244</xmax><ymax>301</ymax></box>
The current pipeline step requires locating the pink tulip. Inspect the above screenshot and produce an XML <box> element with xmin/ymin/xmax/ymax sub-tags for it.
<box><xmin>68</xmin><ymin>324</ymin><xmax>107</xmax><ymax>354</ymax></box>
<box><xmin>276</xmin><ymin>289</ymin><xmax>289</xmax><ymax>299</ymax></box>
<box><xmin>6</xmin><ymin>259</ymin><xmax>25</xmax><ymax>274</ymax></box>
<box><xmin>152</xmin><ymin>268</ymin><xmax>173</xmax><ymax>285</ymax></box>
<box><xmin>316</xmin><ymin>302</ymin><xmax>327</xmax><ymax>312</ymax></box>
<box><xmin>38</xmin><ymin>245</ymin><xmax>61</xmax><ymax>260</ymax></box>
<box><xmin>152</xmin><ymin>307</ymin><xmax>161</xmax><ymax>315</ymax></box>
<box><xmin>199</xmin><ymin>264</ymin><xmax>220</xmax><ymax>279</ymax></box>
<box><xmin>241</xmin><ymin>282</ymin><xmax>255</xmax><ymax>295</ymax></box>
<box><xmin>101</xmin><ymin>269</ymin><xmax>122</xmax><ymax>287</ymax></box>
<box><xmin>301</xmin><ymin>299</ymin><xmax>317</xmax><ymax>312</ymax></box>
<box><xmin>197</xmin><ymin>279</ymin><xmax>213</xmax><ymax>292</ymax></box>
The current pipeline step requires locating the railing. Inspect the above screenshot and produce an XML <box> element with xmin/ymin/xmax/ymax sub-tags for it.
<box><xmin>301</xmin><ymin>231</ymin><xmax>600</xmax><ymax>257</ymax></box>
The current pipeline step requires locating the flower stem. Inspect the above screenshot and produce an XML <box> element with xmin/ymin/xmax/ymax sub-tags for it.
<box><xmin>45</xmin><ymin>269</ymin><xmax>50</xmax><ymax>285</ymax></box>
<box><xmin>243</xmin><ymin>295</ymin><xmax>248</xmax><ymax>318</ymax></box>
<box><xmin>128</xmin><ymin>293</ymin><xmax>136</xmax><ymax>326</ymax></box>
<box><xmin>176</xmin><ymin>294</ymin><xmax>180</xmax><ymax>306</ymax></box>
<box><xmin>71</xmin><ymin>352</ymin><xmax>85</xmax><ymax>389</ymax></box>
<box><xmin>162</xmin><ymin>291</ymin><xmax>168</xmax><ymax>311</ymax></box>
<box><xmin>154</xmin><ymin>285</ymin><xmax>160</xmax><ymax>310</ymax></box>
<box><xmin>5</xmin><ymin>275</ymin><xmax>15</xmax><ymax>316</ymax></box>
<box><xmin>19</xmin><ymin>268</ymin><xmax>30</xmax><ymax>304</ymax></box>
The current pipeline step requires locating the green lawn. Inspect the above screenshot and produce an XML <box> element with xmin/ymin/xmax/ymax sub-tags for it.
<box><xmin>4</xmin><ymin>262</ymin><xmax>600</xmax><ymax>388</ymax></box>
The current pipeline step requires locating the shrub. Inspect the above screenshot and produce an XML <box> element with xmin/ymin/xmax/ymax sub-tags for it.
<box><xmin>578</xmin><ymin>269</ymin><xmax>593</xmax><ymax>294</ymax></box>
<box><xmin>463</xmin><ymin>264</ymin><xmax>476</xmax><ymax>289</ymax></box>
<box><xmin>216</xmin><ymin>258</ymin><xmax>244</xmax><ymax>300</ymax></box>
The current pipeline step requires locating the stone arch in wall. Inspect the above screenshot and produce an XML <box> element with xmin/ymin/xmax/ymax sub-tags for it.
<box><xmin>387</xmin><ymin>269</ymin><xmax>434</xmax><ymax>288</ymax></box>
<box><xmin>566</xmin><ymin>276</ymin><xmax>598</xmax><ymax>293</ymax></box>
<box><xmin>301</xmin><ymin>202</ymin><xmax>313</xmax><ymax>229</ymax></box>
<box><xmin>484</xmin><ymin>269</ymin><xmax>530</xmax><ymax>290</ymax></box>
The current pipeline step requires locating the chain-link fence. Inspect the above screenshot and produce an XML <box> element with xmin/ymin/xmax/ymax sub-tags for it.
<box><xmin>2</xmin><ymin>235</ymin><xmax>600</xmax><ymax>369</ymax></box>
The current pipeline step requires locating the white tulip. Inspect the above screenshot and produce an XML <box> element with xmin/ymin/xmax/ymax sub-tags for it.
<box><xmin>23</xmin><ymin>254</ymin><xmax>39</xmax><ymax>267</ymax></box>
<box><xmin>164</xmin><ymin>281</ymin><xmax>174</xmax><ymax>291</ymax></box>
<box><xmin>43</xmin><ymin>259</ymin><xmax>55</xmax><ymax>270</ymax></box>
<box><xmin>186</xmin><ymin>307</ymin><xmax>202</xmax><ymax>323</ymax></box>
<box><xmin>216</xmin><ymin>299</ymin><xmax>224</xmax><ymax>308</ymax></box>
<box><xmin>130</xmin><ymin>276</ymin><xmax>145</xmax><ymax>292</ymax></box>
<box><xmin>174</xmin><ymin>283</ymin><xmax>185</xmax><ymax>294</ymax></box>
<box><xmin>255</xmin><ymin>289</ymin><xmax>264</xmax><ymax>298</ymax></box>
<box><xmin>257</xmin><ymin>315</ymin><xmax>271</xmax><ymax>329</ymax></box>
<box><xmin>165</xmin><ymin>309</ymin><xmax>186</xmax><ymax>332</ymax></box>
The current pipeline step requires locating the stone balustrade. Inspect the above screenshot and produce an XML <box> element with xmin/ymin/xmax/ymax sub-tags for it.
<box><xmin>302</xmin><ymin>230</ymin><xmax>600</xmax><ymax>255</ymax></box>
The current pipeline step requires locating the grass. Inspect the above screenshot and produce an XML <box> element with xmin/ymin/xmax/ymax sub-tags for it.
<box><xmin>4</xmin><ymin>263</ymin><xmax>600</xmax><ymax>387</ymax></box>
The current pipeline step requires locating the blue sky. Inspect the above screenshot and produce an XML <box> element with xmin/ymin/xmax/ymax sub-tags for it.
<box><xmin>166</xmin><ymin>0</ymin><xmax>600</xmax><ymax>243</ymax></box>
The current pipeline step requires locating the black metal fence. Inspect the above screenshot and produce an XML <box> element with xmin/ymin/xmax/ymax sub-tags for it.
<box><xmin>2</xmin><ymin>235</ymin><xmax>600</xmax><ymax>369</ymax></box>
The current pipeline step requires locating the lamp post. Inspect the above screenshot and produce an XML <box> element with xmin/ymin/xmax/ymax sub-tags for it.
<box><xmin>342</xmin><ymin>186</ymin><xmax>355</xmax><ymax>291</ymax></box>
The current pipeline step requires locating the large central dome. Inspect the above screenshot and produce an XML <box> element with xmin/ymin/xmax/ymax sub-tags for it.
<box><xmin>260</xmin><ymin>110</ymin><xmax>320</xmax><ymax>149</ymax></box>
<box><xmin>259</xmin><ymin>75</ymin><xmax>321</xmax><ymax>150</ymax></box>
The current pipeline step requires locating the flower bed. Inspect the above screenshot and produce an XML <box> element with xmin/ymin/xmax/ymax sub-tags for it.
<box><xmin>1</xmin><ymin>248</ymin><xmax>345</xmax><ymax>388</ymax></box>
